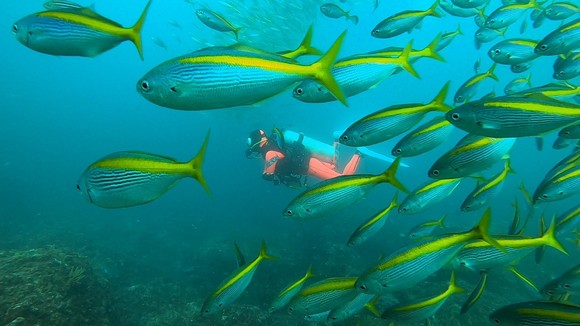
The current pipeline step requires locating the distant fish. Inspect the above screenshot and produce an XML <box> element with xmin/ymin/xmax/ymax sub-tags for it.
<box><xmin>195</xmin><ymin>9</ymin><xmax>241</xmax><ymax>39</ymax></box>
<box><xmin>488</xmin><ymin>39</ymin><xmax>540</xmax><ymax>65</ymax></box>
<box><xmin>371</xmin><ymin>0</ymin><xmax>442</xmax><ymax>38</ymax></box>
<box><xmin>348</xmin><ymin>193</ymin><xmax>398</xmax><ymax>246</ymax></box>
<box><xmin>408</xmin><ymin>215</ymin><xmax>447</xmax><ymax>240</ymax></box>
<box><xmin>437</xmin><ymin>25</ymin><xmax>463</xmax><ymax>51</ymax></box>
<box><xmin>541</xmin><ymin>263</ymin><xmax>580</xmax><ymax>299</ymax></box>
<box><xmin>440</xmin><ymin>0</ymin><xmax>481</xmax><ymax>17</ymax></box>
<box><xmin>392</xmin><ymin>116</ymin><xmax>454</xmax><ymax>158</ymax></box>
<box><xmin>327</xmin><ymin>293</ymin><xmax>378</xmax><ymax>322</ymax></box>
<box><xmin>504</xmin><ymin>75</ymin><xmax>532</xmax><ymax>95</ymax></box>
<box><xmin>381</xmin><ymin>272</ymin><xmax>464</xmax><ymax>324</ymax></box>
<box><xmin>553</xmin><ymin>52</ymin><xmax>580</xmax><ymax>80</ymax></box>
<box><xmin>474</xmin><ymin>27</ymin><xmax>506</xmax><ymax>49</ymax></box>
<box><xmin>532</xmin><ymin>158</ymin><xmax>580</xmax><ymax>205</ymax></box>
<box><xmin>454</xmin><ymin>63</ymin><xmax>498</xmax><ymax>104</ymax></box>
<box><xmin>270</xmin><ymin>266</ymin><xmax>315</xmax><ymax>312</ymax></box>
<box><xmin>202</xmin><ymin>242</ymin><xmax>276</xmax><ymax>315</ymax></box>
<box><xmin>447</xmin><ymin>94</ymin><xmax>580</xmax><ymax>138</ymax></box>
<box><xmin>461</xmin><ymin>159</ymin><xmax>515</xmax><ymax>212</ymax></box>
<box><xmin>339</xmin><ymin>82</ymin><xmax>451</xmax><ymax>147</ymax></box>
<box><xmin>485</xmin><ymin>0</ymin><xmax>540</xmax><ymax>29</ymax></box>
<box><xmin>535</xmin><ymin>18</ymin><xmax>580</xmax><ymax>56</ymax></box>
<box><xmin>490</xmin><ymin>301</ymin><xmax>580</xmax><ymax>325</ymax></box>
<box><xmin>320</xmin><ymin>3</ymin><xmax>359</xmax><ymax>25</ymax></box>
<box><xmin>428</xmin><ymin>135</ymin><xmax>515</xmax><ymax>179</ymax></box>
<box><xmin>283</xmin><ymin>159</ymin><xmax>406</xmax><ymax>219</ymax></box>
<box><xmin>511</xmin><ymin>61</ymin><xmax>533</xmax><ymax>73</ymax></box>
<box><xmin>560</xmin><ymin>123</ymin><xmax>580</xmax><ymax>139</ymax></box>
<box><xmin>77</xmin><ymin>131</ymin><xmax>210</xmax><ymax>208</ymax></box>
<box><xmin>451</xmin><ymin>0</ymin><xmax>490</xmax><ymax>9</ymax></box>
<box><xmin>287</xmin><ymin>277</ymin><xmax>359</xmax><ymax>316</ymax></box>
<box><xmin>13</xmin><ymin>0</ymin><xmax>152</xmax><ymax>59</ymax></box>
<box><xmin>150</xmin><ymin>36</ymin><xmax>167</xmax><ymax>50</ymax></box>
<box><xmin>399</xmin><ymin>178</ymin><xmax>462</xmax><ymax>215</ymax></box>
<box><xmin>43</xmin><ymin>0</ymin><xmax>85</xmax><ymax>10</ymax></box>
<box><xmin>553</xmin><ymin>136</ymin><xmax>575</xmax><ymax>150</ymax></box>
<box><xmin>167</xmin><ymin>19</ymin><xmax>182</xmax><ymax>29</ymax></box>
<box><xmin>544</xmin><ymin>2</ymin><xmax>579</xmax><ymax>20</ymax></box>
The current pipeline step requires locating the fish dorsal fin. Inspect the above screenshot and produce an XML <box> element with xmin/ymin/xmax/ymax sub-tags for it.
<box><xmin>233</xmin><ymin>241</ymin><xmax>246</xmax><ymax>267</ymax></box>
<box><xmin>101</xmin><ymin>151</ymin><xmax>178</xmax><ymax>163</ymax></box>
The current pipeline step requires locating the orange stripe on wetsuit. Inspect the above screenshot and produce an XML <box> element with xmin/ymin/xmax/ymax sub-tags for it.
<box><xmin>263</xmin><ymin>150</ymin><xmax>361</xmax><ymax>180</ymax></box>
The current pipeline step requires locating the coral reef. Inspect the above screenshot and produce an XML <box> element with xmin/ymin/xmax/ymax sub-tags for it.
<box><xmin>0</xmin><ymin>246</ymin><xmax>110</xmax><ymax>326</ymax></box>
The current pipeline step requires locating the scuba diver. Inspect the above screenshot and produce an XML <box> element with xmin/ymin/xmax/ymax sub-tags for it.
<box><xmin>245</xmin><ymin>128</ymin><xmax>361</xmax><ymax>188</ymax></box>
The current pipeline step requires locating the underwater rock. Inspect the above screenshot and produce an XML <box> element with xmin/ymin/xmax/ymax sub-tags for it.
<box><xmin>0</xmin><ymin>246</ymin><xmax>110</xmax><ymax>325</ymax></box>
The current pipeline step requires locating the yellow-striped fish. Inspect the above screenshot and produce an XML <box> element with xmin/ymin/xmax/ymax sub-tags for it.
<box><xmin>202</xmin><ymin>242</ymin><xmax>276</xmax><ymax>315</ymax></box>
<box><xmin>287</xmin><ymin>277</ymin><xmax>359</xmax><ymax>316</ymax></box>
<box><xmin>270</xmin><ymin>266</ymin><xmax>315</xmax><ymax>312</ymax></box>
<box><xmin>490</xmin><ymin>301</ymin><xmax>580</xmax><ymax>325</ymax></box>
<box><xmin>137</xmin><ymin>32</ymin><xmax>348</xmax><ymax>110</ymax></box>
<box><xmin>461</xmin><ymin>159</ymin><xmax>515</xmax><ymax>211</ymax></box>
<box><xmin>13</xmin><ymin>1</ymin><xmax>151</xmax><ymax>59</ymax></box>
<box><xmin>283</xmin><ymin>159</ymin><xmax>406</xmax><ymax>219</ymax></box>
<box><xmin>77</xmin><ymin>131</ymin><xmax>210</xmax><ymax>208</ymax></box>
<box><xmin>448</xmin><ymin>94</ymin><xmax>580</xmax><ymax>138</ymax></box>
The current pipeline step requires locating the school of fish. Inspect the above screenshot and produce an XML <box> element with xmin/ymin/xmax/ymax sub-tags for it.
<box><xmin>11</xmin><ymin>0</ymin><xmax>580</xmax><ymax>324</ymax></box>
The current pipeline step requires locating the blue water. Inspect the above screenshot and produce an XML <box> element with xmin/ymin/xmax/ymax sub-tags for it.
<box><xmin>1</xmin><ymin>0</ymin><xmax>578</xmax><ymax>325</ymax></box>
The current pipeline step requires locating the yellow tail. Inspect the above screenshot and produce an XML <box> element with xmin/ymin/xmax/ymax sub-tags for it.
<box><xmin>447</xmin><ymin>271</ymin><xmax>465</xmax><ymax>295</ymax></box>
<box><xmin>424</xmin><ymin>33</ymin><xmax>446</xmax><ymax>62</ymax></box>
<box><xmin>311</xmin><ymin>31</ymin><xmax>348</xmax><ymax>106</ymax></box>
<box><xmin>541</xmin><ymin>218</ymin><xmax>568</xmax><ymax>254</ymax></box>
<box><xmin>380</xmin><ymin>158</ymin><xmax>408</xmax><ymax>193</ymax></box>
<box><xmin>283</xmin><ymin>25</ymin><xmax>322</xmax><ymax>59</ymax></box>
<box><xmin>471</xmin><ymin>208</ymin><xmax>505</xmax><ymax>252</ymax></box>
<box><xmin>400</xmin><ymin>41</ymin><xmax>420</xmax><ymax>79</ymax></box>
<box><xmin>431</xmin><ymin>81</ymin><xmax>452</xmax><ymax>112</ymax></box>
<box><xmin>259</xmin><ymin>241</ymin><xmax>277</xmax><ymax>261</ymax></box>
<box><xmin>188</xmin><ymin>130</ymin><xmax>211</xmax><ymax>196</ymax></box>
<box><xmin>128</xmin><ymin>0</ymin><xmax>152</xmax><ymax>60</ymax></box>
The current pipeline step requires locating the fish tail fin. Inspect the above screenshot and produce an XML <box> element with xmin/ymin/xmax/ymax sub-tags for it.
<box><xmin>304</xmin><ymin>265</ymin><xmax>315</xmax><ymax>280</ymax></box>
<box><xmin>449</xmin><ymin>271</ymin><xmax>465</xmax><ymax>294</ymax></box>
<box><xmin>233</xmin><ymin>27</ymin><xmax>241</xmax><ymax>40</ymax></box>
<box><xmin>365</xmin><ymin>296</ymin><xmax>381</xmax><ymax>317</ymax></box>
<box><xmin>311</xmin><ymin>31</ymin><xmax>348</xmax><ymax>106</ymax></box>
<box><xmin>487</xmin><ymin>63</ymin><xmax>499</xmax><ymax>81</ymax></box>
<box><xmin>456</xmin><ymin>24</ymin><xmax>464</xmax><ymax>36</ymax></box>
<box><xmin>431</xmin><ymin>81</ymin><xmax>452</xmax><ymax>112</ymax></box>
<box><xmin>390</xmin><ymin>192</ymin><xmax>400</xmax><ymax>208</ymax></box>
<box><xmin>428</xmin><ymin>0</ymin><xmax>443</xmax><ymax>17</ymax></box>
<box><xmin>128</xmin><ymin>0</ymin><xmax>152</xmax><ymax>60</ymax></box>
<box><xmin>349</xmin><ymin>15</ymin><xmax>359</xmax><ymax>25</ymax></box>
<box><xmin>400</xmin><ymin>40</ymin><xmax>420</xmax><ymax>79</ymax></box>
<box><xmin>541</xmin><ymin>217</ymin><xmax>568</xmax><ymax>254</ymax></box>
<box><xmin>299</xmin><ymin>25</ymin><xmax>322</xmax><ymax>56</ymax></box>
<box><xmin>438</xmin><ymin>214</ymin><xmax>447</xmax><ymax>228</ymax></box>
<box><xmin>526</xmin><ymin>74</ymin><xmax>533</xmax><ymax>86</ymax></box>
<box><xmin>472</xmin><ymin>208</ymin><xmax>505</xmax><ymax>252</ymax></box>
<box><xmin>424</xmin><ymin>33</ymin><xmax>446</xmax><ymax>62</ymax></box>
<box><xmin>259</xmin><ymin>241</ymin><xmax>277</xmax><ymax>261</ymax></box>
<box><xmin>505</xmin><ymin>159</ymin><xmax>516</xmax><ymax>174</ymax></box>
<box><xmin>381</xmin><ymin>158</ymin><xmax>408</xmax><ymax>193</ymax></box>
<box><xmin>188</xmin><ymin>130</ymin><xmax>211</xmax><ymax>196</ymax></box>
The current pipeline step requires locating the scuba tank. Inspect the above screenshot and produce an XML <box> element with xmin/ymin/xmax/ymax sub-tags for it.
<box><xmin>281</xmin><ymin>129</ymin><xmax>336</xmax><ymax>164</ymax></box>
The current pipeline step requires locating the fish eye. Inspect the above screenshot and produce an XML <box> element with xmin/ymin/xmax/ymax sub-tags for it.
<box><xmin>494</xmin><ymin>49</ymin><xmax>501</xmax><ymax>55</ymax></box>
<box><xmin>540</xmin><ymin>44</ymin><xmax>547</xmax><ymax>51</ymax></box>
<box><xmin>431</xmin><ymin>170</ymin><xmax>440</xmax><ymax>176</ymax></box>
<box><xmin>564</xmin><ymin>284</ymin><xmax>571</xmax><ymax>288</ymax></box>
<box><xmin>400</xmin><ymin>207</ymin><xmax>407</xmax><ymax>212</ymax></box>
<box><xmin>359</xmin><ymin>284</ymin><xmax>367</xmax><ymax>290</ymax></box>
<box><xmin>285</xmin><ymin>209</ymin><xmax>293</xmax><ymax>216</ymax></box>
<box><xmin>547</xmin><ymin>290</ymin><xmax>553</xmax><ymax>295</ymax></box>
<box><xmin>140</xmin><ymin>81</ymin><xmax>150</xmax><ymax>92</ymax></box>
<box><xmin>489</xmin><ymin>19</ymin><xmax>495</xmax><ymax>24</ymax></box>
<box><xmin>557</xmin><ymin>71</ymin><xmax>565</xmax><ymax>76</ymax></box>
<box><xmin>288</xmin><ymin>307</ymin><xmax>294</xmax><ymax>312</ymax></box>
<box><xmin>451</xmin><ymin>113</ymin><xmax>460</xmax><ymax>120</ymax></box>
<box><xmin>295</xmin><ymin>88</ymin><xmax>303</xmax><ymax>95</ymax></box>
<box><xmin>305</xmin><ymin>208</ymin><xmax>311</xmax><ymax>213</ymax></box>
<box><xmin>456</xmin><ymin>95</ymin><xmax>463</xmax><ymax>102</ymax></box>
<box><xmin>340</xmin><ymin>135</ymin><xmax>349</xmax><ymax>142</ymax></box>
<box><xmin>541</xmin><ymin>194</ymin><xmax>548</xmax><ymax>199</ymax></box>
<box><xmin>331</xmin><ymin>317</ymin><xmax>337</xmax><ymax>320</ymax></box>
<box><xmin>460</xmin><ymin>261</ymin><xmax>466</xmax><ymax>266</ymax></box>
<box><xmin>218</xmin><ymin>303</ymin><xmax>222</xmax><ymax>307</ymax></box>
<box><xmin>494</xmin><ymin>319</ymin><xmax>500</xmax><ymax>325</ymax></box>
<box><xmin>372</xmin><ymin>29</ymin><xmax>380</xmax><ymax>35</ymax></box>
<box><xmin>394</xmin><ymin>148</ymin><xmax>402</xmax><ymax>154</ymax></box>
<box><xmin>204</xmin><ymin>309</ymin><xmax>209</xmax><ymax>313</ymax></box>
<box><xmin>12</xmin><ymin>24</ymin><xmax>18</xmax><ymax>33</ymax></box>
<box><xmin>76</xmin><ymin>184</ymin><xmax>81</xmax><ymax>190</ymax></box>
